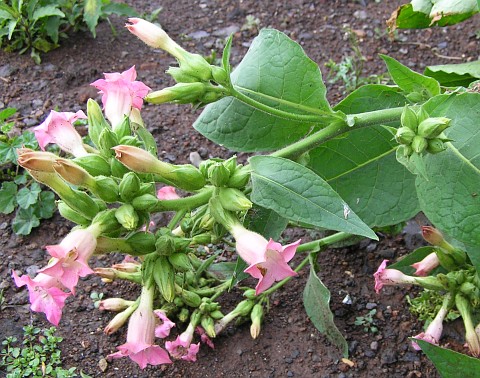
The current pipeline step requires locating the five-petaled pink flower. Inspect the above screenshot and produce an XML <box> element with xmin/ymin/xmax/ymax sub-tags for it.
<box><xmin>165</xmin><ymin>321</ymin><xmax>200</xmax><ymax>362</ymax></box>
<box><xmin>374</xmin><ymin>259</ymin><xmax>416</xmax><ymax>294</ymax></box>
<box><xmin>39</xmin><ymin>228</ymin><xmax>99</xmax><ymax>292</ymax></box>
<box><xmin>108</xmin><ymin>286</ymin><xmax>172</xmax><ymax>369</ymax></box>
<box><xmin>411</xmin><ymin>252</ymin><xmax>440</xmax><ymax>277</ymax></box>
<box><xmin>157</xmin><ymin>186</ymin><xmax>180</xmax><ymax>200</ymax></box>
<box><xmin>91</xmin><ymin>66</ymin><xmax>150</xmax><ymax>128</ymax></box>
<box><xmin>154</xmin><ymin>310</ymin><xmax>176</xmax><ymax>338</ymax></box>
<box><xmin>230</xmin><ymin>224</ymin><xmax>300</xmax><ymax>295</ymax></box>
<box><xmin>11</xmin><ymin>271</ymin><xmax>71</xmax><ymax>325</ymax></box>
<box><xmin>34</xmin><ymin>110</ymin><xmax>88</xmax><ymax>157</ymax></box>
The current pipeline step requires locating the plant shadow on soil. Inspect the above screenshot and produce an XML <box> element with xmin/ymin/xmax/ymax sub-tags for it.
<box><xmin>1</xmin><ymin>0</ymin><xmax>479</xmax><ymax>376</ymax></box>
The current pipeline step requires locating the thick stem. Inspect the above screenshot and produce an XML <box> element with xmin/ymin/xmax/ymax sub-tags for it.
<box><xmin>152</xmin><ymin>186</ymin><xmax>214</xmax><ymax>212</ymax></box>
<box><xmin>272</xmin><ymin>107</ymin><xmax>404</xmax><ymax>160</ymax></box>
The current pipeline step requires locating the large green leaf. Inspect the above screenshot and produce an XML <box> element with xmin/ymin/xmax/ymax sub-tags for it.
<box><xmin>249</xmin><ymin>156</ymin><xmax>377</xmax><ymax>239</ymax></box>
<box><xmin>413</xmin><ymin>339</ymin><xmax>480</xmax><ymax>378</ymax></box>
<box><xmin>83</xmin><ymin>0</ymin><xmax>102</xmax><ymax>37</ymax></box>
<box><xmin>303</xmin><ymin>253</ymin><xmax>348</xmax><ymax>358</ymax></box>
<box><xmin>194</xmin><ymin>29</ymin><xmax>334</xmax><ymax>152</ymax></box>
<box><xmin>307</xmin><ymin>85</ymin><xmax>419</xmax><ymax>227</ymax></box>
<box><xmin>415</xmin><ymin>93</ymin><xmax>480</xmax><ymax>247</ymax></box>
<box><xmin>32</xmin><ymin>5</ymin><xmax>65</xmax><ymax>21</ymax></box>
<box><xmin>380</xmin><ymin>54</ymin><xmax>440</xmax><ymax>99</ymax></box>
<box><xmin>389</xmin><ymin>1</ymin><xmax>479</xmax><ymax>29</ymax></box>
<box><xmin>246</xmin><ymin>205</ymin><xmax>288</xmax><ymax>240</ymax></box>
<box><xmin>424</xmin><ymin>61</ymin><xmax>480</xmax><ymax>87</ymax></box>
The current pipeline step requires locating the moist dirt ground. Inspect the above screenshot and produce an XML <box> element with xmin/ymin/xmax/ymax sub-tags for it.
<box><xmin>1</xmin><ymin>1</ymin><xmax>479</xmax><ymax>377</ymax></box>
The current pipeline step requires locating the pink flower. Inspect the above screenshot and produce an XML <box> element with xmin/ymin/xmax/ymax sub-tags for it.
<box><xmin>165</xmin><ymin>330</ymin><xmax>200</xmax><ymax>362</ymax></box>
<box><xmin>374</xmin><ymin>260</ymin><xmax>416</xmax><ymax>294</ymax></box>
<box><xmin>39</xmin><ymin>228</ymin><xmax>98</xmax><ymax>292</ymax></box>
<box><xmin>12</xmin><ymin>271</ymin><xmax>71</xmax><ymax>325</ymax></box>
<box><xmin>412</xmin><ymin>252</ymin><xmax>440</xmax><ymax>276</ymax></box>
<box><xmin>108</xmin><ymin>286</ymin><xmax>172</xmax><ymax>369</ymax></box>
<box><xmin>126</xmin><ymin>18</ymin><xmax>180</xmax><ymax>52</ymax></box>
<box><xmin>412</xmin><ymin>297</ymin><xmax>449</xmax><ymax>350</ymax></box>
<box><xmin>154</xmin><ymin>310</ymin><xmax>176</xmax><ymax>338</ymax></box>
<box><xmin>157</xmin><ymin>186</ymin><xmax>180</xmax><ymax>200</ymax></box>
<box><xmin>34</xmin><ymin>110</ymin><xmax>88</xmax><ymax>157</ymax></box>
<box><xmin>230</xmin><ymin>224</ymin><xmax>300</xmax><ymax>295</ymax></box>
<box><xmin>196</xmin><ymin>327</ymin><xmax>215</xmax><ymax>349</ymax></box>
<box><xmin>91</xmin><ymin>66</ymin><xmax>150</xmax><ymax>128</ymax></box>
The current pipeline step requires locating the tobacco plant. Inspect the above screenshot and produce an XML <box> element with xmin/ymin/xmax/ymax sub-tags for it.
<box><xmin>8</xmin><ymin>6</ymin><xmax>480</xmax><ymax>375</ymax></box>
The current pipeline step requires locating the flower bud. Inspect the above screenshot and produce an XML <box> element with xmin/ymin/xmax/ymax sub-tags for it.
<box><xmin>155</xmin><ymin>234</ymin><xmax>176</xmax><ymax>256</ymax></box>
<box><xmin>99</xmin><ymin>298</ymin><xmax>135</xmax><ymax>312</ymax></box>
<box><xmin>110</xmin><ymin>158</ymin><xmax>130</xmax><ymax>178</ymax></box>
<box><xmin>211</xmin><ymin>66</ymin><xmax>228</xmax><ymax>86</ymax></box>
<box><xmin>227</xmin><ymin>165</ymin><xmax>251</xmax><ymax>188</ymax></box>
<box><xmin>210</xmin><ymin>310</ymin><xmax>224</xmax><ymax>320</ymax></box>
<box><xmin>119</xmin><ymin>172</ymin><xmax>141</xmax><ymax>202</ymax></box>
<box><xmin>243</xmin><ymin>289</ymin><xmax>257</xmax><ymax>299</ymax></box>
<box><xmin>456</xmin><ymin>293</ymin><xmax>480</xmax><ymax>357</ymax></box>
<box><xmin>406</xmin><ymin>92</ymin><xmax>424</xmax><ymax>103</ymax></box>
<box><xmin>115</xmin><ymin>204</ymin><xmax>139</xmax><ymax>230</ymax></box>
<box><xmin>103</xmin><ymin>309</ymin><xmax>131</xmax><ymax>334</ymax></box>
<box><xmin>416</xmin><ymin>107</ymin><xmax>430</xmax><ymax>124</ymax></box>
<box><xmin>400</xmin><ymin>106</ymin><xmax>418</xmax><ymax>132</ymax></box>
<box><xmin>178</xmin><ymin>308</ymin><xmax>190</xmax><ymax>323</ymax></box>
<box><xmin>180</xmin><ymin>289</ymin><xmax>202</xmax><ymax>308</ymax></box>
<box><xmin>208</xmin><ymin>162</ymin><xmax>230</xmax><ymax>187</ymax></box>
<box><xmin>422</xmin><ymin>226</ymin><xmax>445</xmax><ymax>246</ymax></box>
<box><xmin>145</xmin><ymin>83</ymin><xmax>206</xmax><ymax>105</ymax></box>
<box><xmin>132</xmin><ymin>193</ymin><xmax>159</xmax><ymax>211</ymax></box>
<box><xmin>114</xmin><ymin>116</ymin><xmax>131</xmax><ymax>140</ymax></box>
<box><xmin>395</xmin><ymin>127</ymin><xmax>416</xmax><ymax>145</ymax></box>
<box><xmin>92</xmin><ymin>176</ymin><xmax>119</xmax><ymax>202</ymax></box>
<box><xmin>87</xmin><ymin>98</ymin><xmax>110</xmax><ymax>149</ymax></box>
<box><xmin>417</xmin><ymin>117</ymin><xmax>451</xmax><ymax>139</ymax></box>
<box><xmin>57</xmin><ymin>201</ymin><xmax>91</xmax><ymax>225</ymax></box>
<box><xmin>250</xmin><ymin>304</ymin><xmax>264</xmax><ymax>339</ymax></box>
<box><xmin>190</xmin><ymin>233</ymin><xmax>212</xmax><ymax>245</ymax></box>
<box><xmin>73</xmin><ymin>154</ymin><xmax>111</xmax><ymax>176</ymax></box>
<box><xmin>168</xmin><ymin>252</ymin><xmax>193</xmax><ymax>272</ymax></box>
<box><xmin>113</xmin><ymin>145</ymin><xmax>160</xmax><ymax>173</ymax></box>
<box><xmin>98</xmin><ymin>128</ymin><xmax>119</xmax><ymax>157</ymax></box>
<box><xmin>93</xmin><ymin>209</ymin><xmax>122</xmax><ymax>234</ymax></box>
<box><xmin>123</xmin><ymin>232</ymin><xmax>156</xmax><ymax>255</ymax></box>
<box><xmin>434</xmin><ymin>248</ymin><xmax>458</xmax><ymax>272</ymax></box>
<box><xmin>411</xmin><ymin>135</ymin><xmax>428</xmax><ymax>154</ymax></box>
<box><xmin>201</xmin><ymin>315</ymin><xmax>216</xmax><ymax>338</ymax></box>
<box><xmin>426</xmin><ymin>138</ymin><xmax>447</xmax><ymax>154</ymax></box>
<box><xmin>235</xmin><ymin>299</ymin><xmax>255</xmax><ymax>317</ymax></box>
<box><xmin>17</xmin><ymin>149</ymin><xmax>58</xmax><ymax>172</ymax></box>
<box><xmin>152</xmin><ymin>256</ymin><xmax>176</xmax><ymax>302</ymax></box>
<box><xmin>218</xmin><ymin>187</ymin><xmax>252</xmax><ymax>212</ymax></box>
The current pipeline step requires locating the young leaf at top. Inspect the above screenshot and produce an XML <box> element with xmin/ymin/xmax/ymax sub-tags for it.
<box><xmin>194</xmin><ymin>29</ymin><xmax>338</xmax><ymax>152</ymax></box>
<box><xmin>424</xmin><ymin>61</ymin><xmax>480</xmax><ymax>87</ymax></box>
<box><xmin>380</xmin><ymin>55</ymin><xmax>440</xmax><ymax>100</ymax></box>
<box><xmin>249</xmin><ymin>156</ymin><xmax>377</xmax><ymax>240</ymax></box>
<box><xmin>304</xmin><ymin>253</ymin><xmax>348</xmax><ymax>358</ymax></box>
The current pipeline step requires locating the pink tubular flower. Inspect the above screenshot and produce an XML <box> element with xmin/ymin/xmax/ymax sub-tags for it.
<box><xmin>126</xmin><ymin>18</ymin><xmax>183</xmax><ymax>55</ymax></box>
<box><xmin>412</xmin><ymin>252</ymin><xmax>440</xmax><ymax>277</ymax></box>
<box><xmin>39</xmin><ymin>227</ymin><xmax>100</xmax><ymax>292</ymax></box>
<box><xmin>154</xmin><ymin>310</ymin><xmax>176</xmax><ymax>338</ymax></box>
<box><xmin>230</xmin><ymin>224</ymin><xmax>300</xmax><ymax>295</ymax></box>
<box><xmin>165</xmin><ymin>322</ymin><xmax>200</xmax><ymax>362</ymax></box>
<box><xmin>196</xmin><ymin>327</ymin><xmax>215</xmax><ymax>349</ymax></box>
<box><xmin>108</xmin><ymin>286</ymin><xmax>172</xmax><ymax>369</ymax></box>
<box><xmin>91</xmin><ymin>66</ymin><xmax>150</xmax><ymax>128</ymax></box>
<box><xmin>12</xmin><ymin>271</ymin><xmax>71</xmax><ymax>325</ymax></box>
<box><xmin>374</xmin><ymin>260</ymin><xmax>417</xmax><ymax>294</ymax></box>
<box><xmin>34</xmin><ymin>110</ymin><xmax>88</xmax><ymax>157</ymax></box>
<box><xmin>157</xmin><ymin>186</ymin><xmax>180</xmax><ymax>200</ymax></box>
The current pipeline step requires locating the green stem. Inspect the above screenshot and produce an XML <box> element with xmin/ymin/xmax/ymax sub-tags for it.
<box><xmin>229</xmin><ymin>85</ymin><xmax>336</xmax><ymax>123</ymax></box>
<box><xmin>271</xmin><ymin>107</ymin><xmax>404</xmax><ymax>160</ymax></box>
<box><xmin>152</xmin><ymin>186</ymin><xmax>214</xmax><ymax>212</ymax></box>
<box><xmin>167</xmin><ymin>209</ymin><xmax>187</xmax><ymax>230</ymax></box>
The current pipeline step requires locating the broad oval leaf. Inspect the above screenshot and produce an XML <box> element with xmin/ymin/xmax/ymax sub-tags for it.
<box><xmin>307</xmin><ymin>85</ymin><xmax>419</xmax><ymax>227</ymax></box>
<box><xmin>249</xmin><ymin>155</ymin><xmax>377</xmax><ymax>239</ymax></box>
<box><xmin>194</xmin><ymin>29</ymin><xmax>333</xmax><ymax>152</ymax></box>
<box><xmin>425</xmin><ymin>61</ymin><xmax>480</xmax><ymax>87</ymax></box>
<box><xmin>415</xmin><ymin>93</ymin><xmax>480</xmax><ymax>247</ymax></box>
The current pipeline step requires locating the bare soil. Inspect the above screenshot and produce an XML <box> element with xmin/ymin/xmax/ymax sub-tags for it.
<box><xmin>1</xmin><ymin>1</ymin><xmax>479</xmax><ymax>377</ymax></box>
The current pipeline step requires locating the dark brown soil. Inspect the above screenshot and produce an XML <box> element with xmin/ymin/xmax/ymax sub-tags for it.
<box><xmin>1</xmin><ymin>1</ymin><xmax>479</xmax><ymax>377</ymax></box>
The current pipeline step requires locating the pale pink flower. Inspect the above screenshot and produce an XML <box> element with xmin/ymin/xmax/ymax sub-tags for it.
<box><xmin>412</xmin><ymin>252</ymin><xmax>440</xmax><ymax>276</ymax></box>
<box><xmin>39</xmin><ymin>228</ymin><xmax>98</xmax><ymax>292</ymax></box>
<box><xmin>374</xmin><ymin>260</ymin><xmax>416</xmax><ymax>294</ymax></box>
<box><xmin>157</xmin><ymin>186</ymin><xmax>180</xmax><ymax>200</ymax></box>
<box><xmin>412</xmin><ymin>297</ymin><xmax>449</xmax><ymax>350</ymax></box>
<box><xmin>154</xmin><ymin>310</ymin><xmax>176</xmax><ymax>338</ymax></box>
<box><xmin>34</xmin><ymin>110</ymin><xmax>88</xmax><ymax>157</ymax></box>
<box><xmin>108</xmin><ymin>286</ymin><xmax>172</xmax><ymax>369</ymax></box>
<box><xmin>91</xmin><ymin>66</ymin><xmax>150</xmax><ymax>128</ymax></box>
<box><xmin>165</xmin><ymin>324</ymin><xmax>200</xmax><ymax>362</ymax></box>
<box><xmin>230</xmin><ymin>224</ymin><xmax>300</xmax><ymax>295</ymax></box>
<box><xmin>11</xmin><ymin>271</ymin><xmax>71</xmax><ymax>325</ymax></box>
<box><xmin>126</xmin><ymin>18</ymin><xmax>183</xmax><ymax>55</ymax></box>
<box><xmin>196</xmin><ymin>327</ymin><xmax>215</xmax><ymax>349</ymax></box>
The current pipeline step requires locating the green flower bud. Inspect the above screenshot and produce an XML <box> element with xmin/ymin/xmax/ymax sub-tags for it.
<box><xmin>132</xmin><ymin>193</ymin><xmax>158</xmax><ymax>211</ymax></box>
<box><xmin>211</xmin><ymin>66</ymin><xmax>228</xmax><ymax>86</ymax></box>
<box><xmin>73</xmin><ymin>154</ymin><xmax>111</xmax><ymax>176</ymax></box>
<box><xmin>411</xmin><ymin>135</ymin><xmax>428</xmax><ymax>154</ymax></box>
<box><xmin>200</xmin><ymin>212</ymin><xmax>215</xmax><ymax>230</ymax></box>
<box><xmin>395</xmin><ymin>127</ymin><xmax>416</xmax><ymax>145</ymax></box>
<box><xmin>235</xmin><ymin>299</ymin><xmax>255</xmax><ymax>317</ymax></box>
<box><xmin>92</xmin><ymin>209</ymin><xmax>122</xmax><ymax>235</ymax></box>
<box><xmin>114</xmin><ymin>116</ymin><xmax>131</xmax><ymax>139</ymax></box>
<box><xmin>165</xmin><ymin>164</ymin><xmax>206</xmax><ymax>191</ymax></box>
<box><xmin>199</xmin><ymin>159</ymin><xmax>216</xmax><ymax>178</ymax></box>
<box><xmin>180</xmin><ymin>289</ymin><xmax>202</xmax><ymax>308</ymax></box>
<box><xmin>208</xmin><ymin>162</ymin><xmax>230</xmax><ymax>187</ymax></box>
<box><xmin>201</xmin><ymin>315</ymin><xmax>216</xmax><ymax>338</ymax></box>
<box><xmin>417</xmin><ymin>117</ymin><xmax>451</xmax><ymax>139</ymax></box>
<box><xmin>227</xmin><ymin>165</ymin><xmax>251</xmax><ymax>189</ymax></box>
<box><xmin>201</xmin><ymin>90</ymin><xmax>224</xmax><ymax>105</ymax></box>
<box><xmin>153</xmin><ymin>257</ymin><xmax>176</xmax><ymax>302</ymax></box>
<box><xmin>218</xmin><ymin>187</ymin><xmax>252</xmax><ymax>211</ymax></box>
<box><xmin>64</xmin><ymin>188</ymin><xmax>99</xmax><ymax>220</ymax></box>
<box><xmin>190</xmin><ymin>233</ymin><xmax>212</xmax><ymax>245</ymax></box>
<box><xmin>115</xmin><ymin>204</ymin><xmax>139</xmax><ymax>230</ymax></box>
<box><xmin>155</xmin><ymin>234</ymin><xmax>176</xmax><ymax>256</ymax></box>
<box><xmin>405</xmin><ymin>92</ymin><xmax>424</xmax><ymax>103</ymax></box>
<box><xmin>126</xmin><ymin>232</ymin><xmax>156</xmax><ymax>255</ymax></box>
<box><xmin>98</xmin><ymin>128</ymin><xmax>119</xmax><ymax>157</ymax></box>
<box><xmin>119</xmin><ymin>135</ymin><xmax>142</xmax><ymax>147</ymax></box>
<box><xmin>110</xmin><ymin>158</ymin><xmax>130</xmax><ymax>178</ymax></box>
<box><xmin>174</xmin><ymin>52</ymin><xmax>213</xmax><ymax>82</ymax></box>
<box><xmin>250</xmin><ymin>304</ymin><xmax>264</xmax><ymax>339</ymax></box>
<box><xmin>400</xmin><ymin>106</ymin><xmax>418</xmax><ymax>132</ymax></box>
<box><xmin>87</xmin><ymin>98</ymin><xmax>110</xmax><ymax>149</ymax></box>
<box><xmin>119</xmin><ymin>172</ymin><xmax>141</xmax><ymax>202</ymax></box>
<box><xmin>460</xmin><ymin>282</ymin><xmax>477</xmax><ymax>296</ymax></box>
<box><xmin>400</xmin><ymin>144</ymin><xmax>413</xmax><ymax>158</ymax></box>
<box><xmin>168</xmin><ymin>253</ymin><xmax>193</xmax><ymax>272</ymax></box>
<box><xmin>146</xmin><ymin>83</ymin><xmax>206</xmax><ymax>105</ymax></box>
<box><xmin>188</xmin><ymin>253</ymin><xmax>204</xmax><ymax>269</ymax></box>
<box><xmin>434</xmin><ymin>248</ymin><xmax>458</xmax><ymax>272</ymax></box>
<box><xmin>178</xmin><ymin>307</ymin><xmax>190</xmax><ymax>322</ymax></box>
<box><xmin>57</xmin><ymin>201</ymin><xmax>91</xmax><ymax>226</ymax></box>
<box><xmin>210</xmin><ymin>310</ymin><xmax>224</xmax><ymax>320</ymax></box>
<box><xmin>243</xmin><ymin>289</ymin><xmax>257</xmax><ymax>299</ymax></box>
<box><xmin>426</xmin><ymin>138</ymin><xmax>447</xmax><ymax>154</ymax></box>
<box><xmin>92</xmin><ymin>176</ymin><xmax>119</xmax><ymax>202</ymax></box>
<box><xmin>416</xmin><ymin>107</ymin><xmax>430</xmax><ymax>124</ymax></box>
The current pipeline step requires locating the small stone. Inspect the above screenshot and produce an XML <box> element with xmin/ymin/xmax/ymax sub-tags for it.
<box><xmin>189</xmin><ymin>30</ymin><xmax>210</xmax><ymax>39</ymax></box>
<box><xmin>366</xmin><ymin>302</ymin><xmax>377</xmax><ymax>310</ymax></box>
<box><xmin>370</xmin><ymin>341</ymin><xmax>378</xmax><ymax>351</ymax></box>
<box><xmin>198</xmin><ymin>147</ymin><xmax>209</xmax><ymax>158</ymax></box>
<box><xmin>378</xmin><ymin>249</ymin><xmax>395</xmax><ymax>259</ymax></box>
<box><xmin>189</xmin><ymin>151</ymin><xmax>203</xmax><ymax>167</ymax></box>
<box><xmin>437</xmin><ymin>41</ymin><xmax>448</xmax><ymax>49</ymax></box>
<box><xmin>0</xmin><ymin>64</ymin><xmax>17</xmax><ymax>77</ymax></box>
<box><xmin>213</xmin><ymin>25</ymin><xmax>240</xmax><ymax>37</ymax></box>
<box><xmin>381</xmin><ymin>349</ymin><xmax>398</xmax><ymax>365</ymax></box>
<box><xmin>287</xmin><ymin>371</ymin><xmax>294</xmax><ymax>377</ymax></box>
<box><xmin>353</xmin><ymin>10</ymin><xmax>368</xmax><ymax>20</ymax></box>
<box><xmin>0</xmin><ymin>222</ymin><xmax>8</xmax><ymax>230</ymax></box>
<box><xmin>98</xmin><ymin>358</ymin><xmax>108</xmax><ymax>372</ymax></box>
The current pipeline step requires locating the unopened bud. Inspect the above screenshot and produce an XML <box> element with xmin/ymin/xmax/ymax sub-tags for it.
<box><xmin>395</xmin><ymin>127</ymin><xmax>416</xmax><ymax>145</ymax></box>
<box><xmin>250</xmin><ymin>304</ymin><xmax>264</xmax><ymax>339</ymax></box>
<box><xmin>73</xmin><ymin>154</ymin><xmax>111</xmax><ymax>176</ymax></box>
<box><xmin>98</xmin><ymin>128</ymin><xmax>119</xmax><ymax>157</ymax></box>
<box><xmin>92</xmin><ymin>176</ymin><xmax>119</xmax><ymax>202</ymax></box>
<box><xmin>99</xmin><ymin>298</ymin><xmax>135</xmax><ymax>312</ymax></box>
<box><xmin>132</xmin><ymin>193</ymin><xmax>159</xmax><ymax>211</ymax></box>
<box><xmin>417</xmin><ymin>117</ymin><xmax>451</xmax><ymax>139</ymax></box>
<box><xmin>178</xmin><ymin>308</ymin><xmax>190</xmax><ymax>322</ymax></box>
<box><xmin>208</xmin><ymin>162</ymin><xmax>230</xmax><ymax>187</ymax></box>
<box><xmin>411</xmin><ymin>135</ymin><xmax>428</xmax><ymax>154</ymax></box>
<box><xmin>227</xmin><ymin>165</ymin><xmax>251</xmax><ymax>188</ymax></box>
<box><xmin>57</xmin><ymin>201</ymin><xmax>91</xmax><ymax>225</ymax></box>
<box><xmin>87</xmin><ymin>98</ymin><xmax>110</xmax><ymax>148</ymax></box>
<box><xmin>119</xmin><ymin>172</ymin><xmax>141</xmax><ymax>202</ymax></box>
<box><xmin>218</xmin><ymin>187</ymin><xmax>252</xmax><ymax>211</ymax></box>
<box><xmin>244</xmin><ymin>289</ymin><xmax>257</xmax><ymax>299</ymax></box>
<box><xmin>126</xmin><ymin>232</ymin><xmax>156</xmax><ymax>255</ymax></box>
<box><xmin>426</xmin><ymin>138</ymin><xmax>447</xmax><ymax>154</ymax></box>
<box><xmin>168</xmin><ymin>253</ymin><xmax>193</xmax><ymax>272</ymax></box>
<box><xmin>153</xmin><ymin>257</ymin><xmax>176</xmax><ymax>302</ymax></box>
<box><xmin>145</xmin><ymin>83</ymin><xmax>206</xmax><ymax>105</ymax></box>
<box><xmin>235</xmin><ymin>299</ymin><xmax>255</xmax><ymax>317</ymax></box>
<box><xmin>400</xmin><ymin>106</ymin><xmax>418</xmax><ymax>132</ymax></box>
<box><xmin>201</xmin><ymin>316</ymin><xmax>216</xmax><ymax>338</ymax></box>
<box><xmin>17</xmin><ymin>149</ymin><xmax>57</xmax><ymax>172</ymax></box>
<box><xmin>180</xmin><ymin>289</ymin><xmax>202</xmax><ymax>308</ymax></box>
<box><xmin>115</xmin><ymin>204</ymin><xmax>139</xmax><ymax>230</ymax></box>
